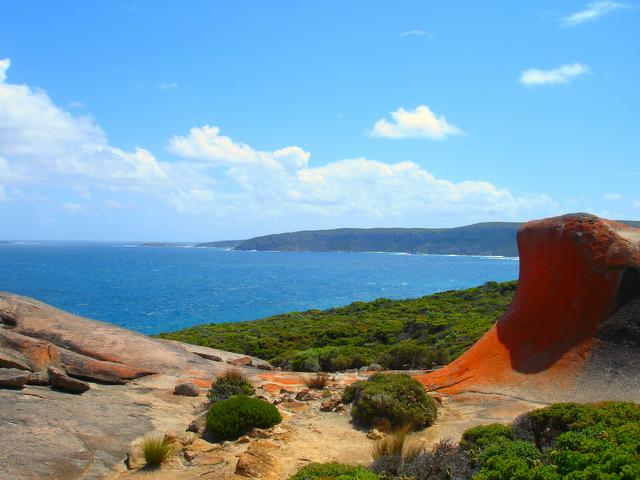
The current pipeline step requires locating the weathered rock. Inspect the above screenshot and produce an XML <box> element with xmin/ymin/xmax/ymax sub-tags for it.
<box><xmin>0</xmin><ymin>368</ymin><xmax>29</xmax><ymax>388</ymax></box>
<box><xmin>260</xmin><ymin>383</ymin><xmax>282</xmax><ymax>394</ymax></box>
<box><xmin>235</xmin><ymin>447</ymin><xmax>280</xmax><ymax>478</ymax></box>
<box><xmin>368</xmin><ymin>363</ymin><xmax>384</xmax><ymax>372</ymax></box>
<box><xmin>59</xmin><ymin>348</ymin><xmax>153</xmax><ymax>384</ymax></box>
<box><xmin>196</xmin><ymin>452</ymin><xmax>225</xmax><ymax>466</ymax></box>
<box><xmin>0</xmin><ymin>329</ymin><xmax>60</xmax><ymax>371</ymax></box>
<box><xmin>26</xmin><ymin>370</ymin><xmax>49</xmax><ymax>386</ymax></box>
<box><xmin>174</xmin><ymin>381</ymin><xmax>200</xmax><ymax>397</ymax></box>
<box><xmin>416</xmin><ymin>214</ymin><xmax>640</xmax><ymax>403</ymax></box>
<box><xmin>47</xmin><ymin>366</ymin><xmax>90</xmax><ymax>394</ymax></box>
<box><xmin>320</xmin><ymin>396</ymin><xmax>341</xmax><ymax>412</ymax></box>
<box><xmin>248</xmin><ymin>428</ymin><xmax>272</xmax><ymax>439</ymax></box>
<box><xmin>227</xmin><ymin>356</ymin><xmax>253</xmax><ymax>367</ymax></box>
<box><xmin>188</xmin><ymin>438</ymin><xmax>220</xmax><ymax>453</ymax></box>
<box><xmin>295</xmin><ymin>388</ymin><xmax>309</xmax><ymax>400</ymax></box>
<box><xmin>237</xmin><ymin>435</ymin><xmax>251</xmax><ymax>444</ymax></box>
<box><xmin>194</xmin><ymin>352</ymin><xmax>223</xmax><ymax>362</ymax></box>
<box><xmin>187</xmin><ymin>410</ymin><xmax>208</xmax><ymax>434</ymax></box>
<box><xmin>367</xmin><ymin>429</ymin><xmax>385</xmax><ymax>440</ymax></box>
<box><xmin>164</xmin><ymin>430</ymin><xmax>197</xmax><ymax>447</ymax></box>
<box><xmin>0</xmin><ymin>347</ymin><xmax>31</xmax><ymax>371</ymax></box>
<box><xmin>256</xmin><ymin>364</ymin><xmax>273</xmax><ymax>371</ymax></box>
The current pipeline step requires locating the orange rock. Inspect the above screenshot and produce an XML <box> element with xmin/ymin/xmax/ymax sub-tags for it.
<box><xmin>260</xmin><ymin>383</ymin><xmax>283</xmax><ymax>394</ymax></box>
<box><xmin>415</xmin><ymin>214</ymin><xmax>640</xmax><ymax>403</ymax></box>
<box><xmin>176</xmin><ymin>377</ymin><xmax>213</xmax><ymax>388</ymax></box>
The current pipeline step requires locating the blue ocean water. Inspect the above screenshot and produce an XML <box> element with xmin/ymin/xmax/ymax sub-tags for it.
<box><xmin>0</xmin><ymin>243</ymin><xmax>519</xmax><ymax>334</ymax></box>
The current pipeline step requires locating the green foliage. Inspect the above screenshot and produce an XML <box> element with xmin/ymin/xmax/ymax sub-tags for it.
<box><xmin>159</xmin><ymin>281</ymin><xmax>517</xmax><ymax>372</ymax></box>
<box><xmin>208</xmin><ymin>369</ymin><xmax>255</xmax><ymax>402</ymax></box>
<box><xmin>342</xmin><ymin>373</ymin><xmax>437</xmax><ymax>430</ymax></box>
<box><xmin>206</xmin><ymin>395</ymin><xmax>281</xmax><ymax>440</ymax></box>
<box><xmin>460</xmin><ymin>423</ymin><xmax>513</xmax><ymax>450</ymax></box>
<box><xmin>288</xmin><ymin>462</ymin><xmax>380</xmax><ymax>480</ymax></box>
<box><xmin>142</xmin><ymin>434</ymin><xmax>173</xmax><ymax>467</ymax></box>
<box><xmin>465</xmin><ymin>402</ymin><xmax>640</xmax><ymax>480</ymax></box>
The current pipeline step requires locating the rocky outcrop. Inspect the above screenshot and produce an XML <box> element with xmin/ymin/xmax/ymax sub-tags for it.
<box><xmin>0</xmin><ymin>368</ymin><xmax>30</xmax><ymax>388</ymax></box>
<box><xmin>416</xmin><ymin>213</ymin><xmax>640</xmax><ymax>403</ymax></box>
<box><xmin>47</xmin><ymin>366</ymin><xmax>90</xmax><ymax>394</ymax></box>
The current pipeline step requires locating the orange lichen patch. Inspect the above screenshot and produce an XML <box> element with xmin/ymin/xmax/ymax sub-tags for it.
<box><xmin>176</xmin><ymin>378</ymin><xmax>213</xmax><ymax>388</ymax></box>
<box><xmin>417</xmin><ymin>214</ymin><xmax>640</xmax><ymax>401</ymax></box>
<box><xmin>259</xmin><ymin>383</ymin><xmax>283</xmax><ymax>394</ymax></box>
<box><xmin>257</xmin><ymin>373</ymin><xmax>305</xmax><ymax>386</ymax></box>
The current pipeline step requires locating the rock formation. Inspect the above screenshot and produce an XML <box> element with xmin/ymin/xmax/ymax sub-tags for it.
<box><xmin>416</xmin><ymin>213</ymin><xmax>640</xmax><ymax>402</ymax></box>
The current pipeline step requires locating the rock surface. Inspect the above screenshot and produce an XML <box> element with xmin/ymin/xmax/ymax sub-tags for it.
<box><xmin>416</xmin><ymin>213</ymin><xmax>640</xmax><ymax>403</ymax></box>
<box><xmin>0</xmin><ymin>368</ymin><xmax>30</xmax><ymax>388</ymax></box>
<box><xmin>174</xmin><ymin>381</ymin><xmax>200</xmax><ymax>397</ymax></box>
<box><xmin>47</xmin><ymin>366</ymin><xmax>90</xmax><ymax>393</ymax></box>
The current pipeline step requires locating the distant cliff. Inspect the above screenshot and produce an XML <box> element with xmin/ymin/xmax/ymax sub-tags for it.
<box><xmin>197</xmin><ymin>220</ymin><xmax>640</xmax><ymax>257</ymax></box>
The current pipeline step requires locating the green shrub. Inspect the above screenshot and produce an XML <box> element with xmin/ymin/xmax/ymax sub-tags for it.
<box><xmin>288</xmin><ymin>462</ymin><xmax>379</xmax><ymax>480</ymax></box>
<box><xmin>376</xmin><ymin>341</ymin><xmax>437</xmax><ymax>370</ymax></box>
<box><xmin>460</xmin><ymin>423</ymin><xmax>513</xmax><ymax>450</ymax></box>
<box><xmin>341</xmin><ymin>373</ymin><xmax>437</xmax><ymax>430</ymax></box>
<box><xmin>141</xmin><ymin>433</ymin><xmax>173</xmax><ymax>467</ymax></box>
<box><xmin>206</xmin><ymin>395</ymin><xmax>281</xmax><ymax>440</ymax></box>
<box><xmin>208</xmin><ymin>369</ymin><xmax>255</xmax><ymax>402</ymax></box>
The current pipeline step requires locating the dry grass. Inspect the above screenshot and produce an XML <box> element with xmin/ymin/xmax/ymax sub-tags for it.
<box><xmin>217</xmin><ymin>368</ymin><xmax>247</xmax><ymax>383</ymax></box>
<box><xmin>370</xmin><ymin>424</ymin><xmax>425</xmax><ymax>461</ymax></box>
<box><xmin>304</xmin><ymin>372</ymin><xmax>330</xmax><ymax>390</ymax></box>
<box><xmin>142</xmin><ymin>434</ymin><xmax>174</xmax><ymax>467</ymax></box>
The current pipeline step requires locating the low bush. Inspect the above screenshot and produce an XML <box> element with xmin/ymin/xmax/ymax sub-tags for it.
<box><xmin>304</xmin><ymin>372</ymin><xmax>330</xmax><ymax>390</ymax></box>
<box><xmin>274</xmin><ymin>346</ymin><xmax>373</xmax><ymax>372</ymax></box>
<box><xmin>376</xmin><ymin>341</ymin><xmax>439</xmax><ymax>370</ymax></box>
<box><xmin>142</xmin><ymin>433</ymin><xmax>173</xmax><ymax>467</ymax></box>
<box><xmin>206</xmin><ymin>395</ymin><xmax>281</xmax><ymax>440</ymax></box>
<box><xmin>288</xmin><ymin>462</ymin><xmax>379</xmax><ymax>480</ymax></box>
<box><xmin>208</xmin><ymin>369</ymin><xmax>255</xmax><ymax>402</ymax></box>
<box><xmin>459</xmin><ymin>423</ymin><xmax>513</xmax><ymax>450</ymax></box>
<box><xmin>342</xmin><ymin>373</ymin><xmax>437</xmax><ymax>430</ymax></box>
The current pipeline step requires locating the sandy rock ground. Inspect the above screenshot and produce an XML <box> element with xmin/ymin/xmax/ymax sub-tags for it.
<box><xmin>108</xmin><ymin>372</ymin><xmax>546</xmax><ymax>480</ymax></box>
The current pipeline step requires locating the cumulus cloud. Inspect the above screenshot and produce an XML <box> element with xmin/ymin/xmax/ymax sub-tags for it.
<box><xmin>370</xmin><ymin>105</ymin><xmax>463</xmax><ymax>140</ymax></box>
<box><xmin>561</xmin><ymin>1</ymin><xmax>628</xmax><ymax>26</ymax></box>
<box><xmin>519</xmin><ymin>63</ymin><xmax>590</xmax><ymax>86</ymax></box>
<box><xmin>0</xmin><ymin>57</ymin><xmax>558</xmax><ymax>230</ymax></box>
<box><xmin>0</xmin><ymin>58</ymin><xmax>169</xmax><ymax>187</ymax></box>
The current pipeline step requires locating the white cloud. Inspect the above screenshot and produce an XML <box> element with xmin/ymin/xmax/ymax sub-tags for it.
<box><xmin>519</xmin><ymin>63</ymin><xmax>590</xmax><ymax>86</ymax></box>
<box><xmin>398</xmin><ymin>30</ymin><xmax>434</xmax><ymax>37</ymax></box>
<box><xmin>370</xmin><ymin>105</ymin><xmax>463</xmax><ymax>140</ymax></box>
<box><xmin>0</xmin><ymin>58</ymin><xmax>172</xmax><ymax>188</ymax></box>
<box><xmin>0</xmin><ymin>57</ymin><xmax>558</xmax><ymax>229</ymax></box>
<box><xmin>561</xmin><ymin>1</ymin><xmax>628</xmax><ymax>26</ymax></box>
<box><xmin>604</xmin><ymin>193</ymin><xmax>623</xmax><ymax>200</ymax></box>
<box><xmin>61</xmin><ymin>202</ymin><xmax>83</xmax><ymax>212</ymax></box>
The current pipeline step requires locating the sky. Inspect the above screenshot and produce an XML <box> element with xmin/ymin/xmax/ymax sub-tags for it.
<box><xmin>0</xmin><ymin>1</ymin><xmax>638</xmax><ymax>241</ymax></box>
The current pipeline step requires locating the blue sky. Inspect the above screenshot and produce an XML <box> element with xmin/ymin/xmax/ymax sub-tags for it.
<box><xmin>0</xmin><ymin>1</ymin><xmax>638</xmax><ymax>241</ymax></box>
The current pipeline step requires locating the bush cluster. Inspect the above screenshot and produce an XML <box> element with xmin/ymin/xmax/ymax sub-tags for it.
<box><xmin>206</xmin><ymin>395</ymin><xmax>281</xmax><ymax>440</ymax></box>
<box><xmin>288</xmin><ymin>462</ymin><xmax>379</xmax><ymax>480</ymax></box>
<box><xmin>341</xmin><ymin>373</ymin><xmax>437</xmax><ymax>430</ymax></box>
<box><xmin>208</xmin><ymin>370</ymin><xmax>255</xmax><ymax>402</ymax></box>
<box><xmin>159</xmin><ymin>281</ymin><xmax>517</xmax><ymax>372</ymax></box>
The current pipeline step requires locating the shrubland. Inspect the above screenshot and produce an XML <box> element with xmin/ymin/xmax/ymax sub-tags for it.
<box><xmin>159</xmin><ymin>281</ymin><xmax>517</xmax><ymax>372</ymax></box>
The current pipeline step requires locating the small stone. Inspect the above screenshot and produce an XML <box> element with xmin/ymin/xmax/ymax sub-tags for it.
<box><xmin>235</xmin><ymin>447</ymin><xmax>279</xmax><ymax>478</ymax></box>
<box><xmin>174</xmin><ymin>381</ymin><xmax>200</xmax><ymax>397</ymax></box>
<box><xmin>367</xmin><ymin>429</ymin><xmax>385</xmax><ymax>440</ymax></box>
<box><xmin>227</xmin><ymin>356</ymin><xmax>253</xmax><ymax>367</ymax></box>
<box><xmin>184</xmin><ymin>450</ymin><xmax>199</xmax><ymax>461</ymax></box>
<box><xmin>358</xmin><ymin>366</ymin><xmax>369</xmax><ymax>374</ymax></box>
<box><xmin>236</xmin><ymin>435</ymin><xmax>251</xmax><ymax>444</ymax></box>
<box><xmin>47</xmin><ymin>366</ymin><xmax>90</xmax><ymax>393</ymax></box>
<box><xmin>281</xmin><ymin>400</ymin><xmax>310</xmax><ymax>412</ymax></box>
<box><xmin>195</xmin><ymin>452</ymin><xmax>225</xmax><ymax>466</ymax></box>
<box><xmin>320</xmin><ymin>396</ymin><xmax>341</xmax><ymax>412</ymax></box>
<box><xmin>187</xmin><ymin>411</ymin><xmax>208</xmax><ymax>434</ymax></box>
<box><xmin>368</xmin><ymin>363</ymin><xmax>384</xmax><ymax>372</ymax></box>
<box><xmin>164</xmin><ymin>430</ymin><xmax>197</xmax><ymax>446</ymax></box>
<box><xmin>295</xmin><ymin>388</ymin><xmax>310</xmax><ymax>400</ymax></box>
<box><xmin>197</xmin><ymin>352</ymin><xmax>223</xmax><ymax>362</ymax></box>
<box><xmin>0</xmin><ymin>368</ymin><xmax>30</xmax><ymax>389</ymax></box>
<box><xmin>256</xmin><ymin>364</ymin><xmax>273</xmax><ymax>371</ymax></box>
<box><xmin>189</xmin><ymin>438</ymin><xmax>220</xmax><ymax>452</ymax></box>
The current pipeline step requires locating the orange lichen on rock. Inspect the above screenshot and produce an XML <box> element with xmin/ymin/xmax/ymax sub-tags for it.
<box><xmin>416</xmin><ymin>214</ymin><xmax>640</xmax><ymax>402</ymax></box>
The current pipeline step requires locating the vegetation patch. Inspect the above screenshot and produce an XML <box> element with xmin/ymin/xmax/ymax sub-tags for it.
<box><xmin>141</xmin><ymin>434</ymin><xmax>174</xmax><ymax>467</ymax></box>
<box><xmin>159</xmin><ymin>281</ymin><xmax>517</xmax><ymax>372</ymax></box>
<box><xmin>304</xmin><ymin>372</ymin><xmax>330</xmax><ymax>390</ymax></box>
<box><xmin>206</xmin><ymin>395</ymin><xmax>282</xmax><ymax>440</ymax></box>
<box><xmin>208</xmin><ymin>369</ymin><xmax>255</xmax><ymax>402</ymax></box>
<box><xmin>288</xmin><ymin>462</ymin><xmax>380</xmax><ymax>480</ymax></box>
<box><xmin>342</xmin><ymin>373</ymin><xmax>438</xmax><ymax>430</ymax></box>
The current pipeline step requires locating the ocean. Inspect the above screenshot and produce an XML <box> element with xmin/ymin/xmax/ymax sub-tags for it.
<box><xmin>0</xmin><ymin>242</ymin><xmax>519</xmax><ymax>334</ymax></box>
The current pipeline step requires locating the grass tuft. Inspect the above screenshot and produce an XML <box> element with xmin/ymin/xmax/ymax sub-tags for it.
<box><xmin>304</xmin><ymin>372</ymin><xmax>330</xmax><ymax>389</ymax></box>
<box><xmin>142</xmin><ymin>434</ymin><xmax>173</xmax><ymax>467</ymax></box>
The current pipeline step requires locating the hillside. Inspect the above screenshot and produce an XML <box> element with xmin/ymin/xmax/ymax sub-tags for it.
<box><xmin>158</xmin><ymin>280</ymin><xmax>517</xmax><ymax>371</ymax></box>
<box><xmin>197</xmin><ymin>219</ymin><xmax>640</xmax><ymax>257</ymax></box>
